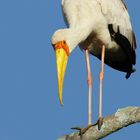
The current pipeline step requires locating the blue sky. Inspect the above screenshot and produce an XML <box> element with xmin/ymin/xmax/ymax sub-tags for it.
<box><xmin>0</xmin><ymin>0</ymin><xmax>139</xmax><ymax>140</ymax></box>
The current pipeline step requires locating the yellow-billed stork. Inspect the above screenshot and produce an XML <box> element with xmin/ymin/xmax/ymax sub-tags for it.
<box><xmin>51</xmin><ymin>0</ymin><xmax>136</xmax><ymax>131</ymax></box>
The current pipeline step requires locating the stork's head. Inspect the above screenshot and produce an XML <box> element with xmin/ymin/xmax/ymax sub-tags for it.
<box><xmin>51</xmin><ymin>29</ymin><xmax>76</xmax><ymax>105</ymax></box>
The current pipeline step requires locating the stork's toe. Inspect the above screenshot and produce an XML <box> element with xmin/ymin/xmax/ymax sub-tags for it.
<box><xmin>97</xmin><ymin>117</ymin><xmax>104</xmax><ymax>130</ymax></box>
<box><xmin>71</xmin><ymin>124</ymin><xmax>94</xmax><ymax>136</ymax></box>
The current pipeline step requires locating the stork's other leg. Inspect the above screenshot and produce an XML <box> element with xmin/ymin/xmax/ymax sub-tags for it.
<box><xmin>85</xmin><ymin>49</ymin><xmax>92</xmax><ymax>125</ymax></box>
<box><xmin>71</xmin><ymin>49</ymin><xmax>93</xmax><ymax>135</ymax></box>
<box><xmin>98</xmin><ymin>45</ymin><xmax>105</xmax><ymax>130</ymax></box>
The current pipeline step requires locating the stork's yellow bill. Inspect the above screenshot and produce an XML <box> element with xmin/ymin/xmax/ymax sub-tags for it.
<box><xmin>54</xmin><ymin>41</ymin><xmax>69</xmax><ymax>105</ymax></box>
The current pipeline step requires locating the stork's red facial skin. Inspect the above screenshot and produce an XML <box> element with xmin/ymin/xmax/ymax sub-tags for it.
<box><xmin>54</xmin><ymin>41</ymin><xmax>70</xmax><ymax>56</ymax></box>
<box><xmin>54</xmin><ymin>41</ymin><xmax>69</xmax><ymax>105</ymax></box>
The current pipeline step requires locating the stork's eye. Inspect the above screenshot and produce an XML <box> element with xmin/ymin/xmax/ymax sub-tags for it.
<box><xmin>63</xmin><ymin>41</ymin><xmax>66</xmax><ymax>44</ymax></box>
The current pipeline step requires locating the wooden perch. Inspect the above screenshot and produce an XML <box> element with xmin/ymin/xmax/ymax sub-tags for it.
<box><xmin>58</xmin><ymin>106</ymin><xmax>140</xmax><ymax>140</ymax></box>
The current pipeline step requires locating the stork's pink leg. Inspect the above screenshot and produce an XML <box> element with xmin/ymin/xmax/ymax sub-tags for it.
<box><xmin>98</xmin><ymin>45</ymin><xmax>105</xmax><ymax>129</ymax></box>
<box><xmin>71</xmin><ymin>50</ymin><xmax>93</xmax><ymax>135</ymax></box>
<box><xmin>71</xmin><ymin>48</ymin><xmax>105</xmax><ymax>134</ymax></box>
<box><xmin>85</xmin><ymin>49</ymin><xmax>92</xmax><ymax>125</ymax></box>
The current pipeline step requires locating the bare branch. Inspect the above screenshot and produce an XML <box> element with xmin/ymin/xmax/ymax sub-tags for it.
<box><xmin>58</xmin><ymin>106</ymin><xmax>140</xmax><ymax>140</ymax></box>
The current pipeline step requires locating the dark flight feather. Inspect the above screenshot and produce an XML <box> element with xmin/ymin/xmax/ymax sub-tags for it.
<box><xmin>108</xmin><ymin>24</ymin><xmax>136</xmax><ymax>78</ymax></box>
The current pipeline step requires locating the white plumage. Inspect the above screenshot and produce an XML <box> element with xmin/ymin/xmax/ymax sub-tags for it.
<box><xmin>52</xmin><ymin>0</ymin><xmax>136</xmax><ymax>130</ymax></box>
<box><xmin>52</xmin><ymin>0</ymin><xmax>136</xmax><ymax>76</ymax></box>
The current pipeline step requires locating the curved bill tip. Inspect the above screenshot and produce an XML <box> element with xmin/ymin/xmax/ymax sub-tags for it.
<box><xmin>58</xmin><ymin>79</ymin><xmax>64</xmax><ymax>106</ymax></box>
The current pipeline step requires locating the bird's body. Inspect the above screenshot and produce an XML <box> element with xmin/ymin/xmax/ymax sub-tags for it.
<box><xmin>52</xmin><ymin>0</ymin><xmax>136</xmax><ymax>77</ymax></box>
<box><xmin>52</xmin><ymin>0</ymin><xmax>136</xmax><ymax>131</ymax></box>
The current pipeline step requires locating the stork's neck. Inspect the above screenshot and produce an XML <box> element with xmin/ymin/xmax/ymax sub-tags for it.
<box><xmin>68</xmin><ymin>25</ymin><xmax>93</xmax><ymax>52</ymax></box>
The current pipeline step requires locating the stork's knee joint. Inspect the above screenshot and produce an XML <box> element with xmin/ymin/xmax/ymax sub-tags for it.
<box><xmin>87</xmin><ymin>73</ymin><xmax>92</xmax><ymax>86</ymax></box>
<box><xmin>99</xmin><ymin>72</ymin><xmax>104</xmax><ymax>81</ymax></box>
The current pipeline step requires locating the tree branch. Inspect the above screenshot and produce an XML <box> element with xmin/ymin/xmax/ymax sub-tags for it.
<box><xmin>58</xmin><ymin>106</ymin><xmax>140</xmax><ymax>140</ymax></box>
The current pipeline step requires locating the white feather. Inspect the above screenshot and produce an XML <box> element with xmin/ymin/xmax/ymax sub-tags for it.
<box><xmin>52</xmin><ymin>0</ymin><xmax>135</xmax><ymax>54</ymax></box>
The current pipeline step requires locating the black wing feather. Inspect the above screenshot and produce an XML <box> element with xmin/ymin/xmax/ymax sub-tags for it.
<box><xmin>108</xmin><ymin>24</ymin><xmax>136</xmax><ymax>78</ymax></box>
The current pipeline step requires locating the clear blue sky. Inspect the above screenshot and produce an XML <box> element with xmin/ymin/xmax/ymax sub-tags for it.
<box><xmin>0</xmin><ymin>0</ymin><xmax>139</xmax><ymax>140</ymax></box>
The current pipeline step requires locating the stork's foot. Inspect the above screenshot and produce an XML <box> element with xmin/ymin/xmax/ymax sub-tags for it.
<box><xmin>71</xmin><ymin>124</ymin><xmax>95</xmax><ymax>136</ymax></box>
<box><xmin>71</xmin><ymin>118</ymin><xmax>104</xmax><ymax>136</ymax></box>
<box><xmin>97</xmin><ymin>117</ymin><xmax>104</xmax><ymax>130</ymax></box>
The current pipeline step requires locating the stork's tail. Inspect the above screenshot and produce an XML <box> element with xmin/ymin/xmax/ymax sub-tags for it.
<box><xmin>125</xmin><ymin>68</ymin><xmax>136</xmax><ymax>79</ymax></box>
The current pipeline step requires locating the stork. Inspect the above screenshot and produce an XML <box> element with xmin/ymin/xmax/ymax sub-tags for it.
<box><xmin>51</xmin><ymin>0</ymin><xmax>136</xmax><ymax>131</ymax></box>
